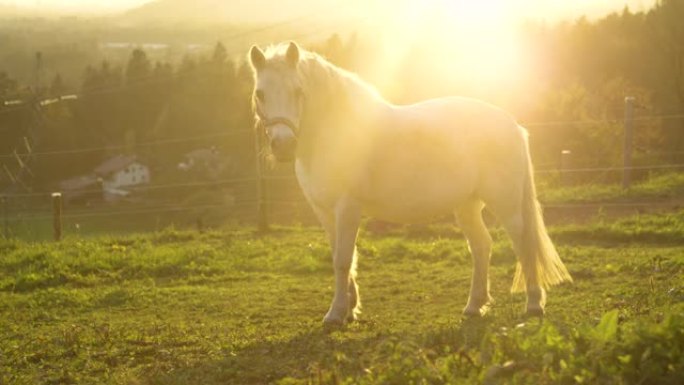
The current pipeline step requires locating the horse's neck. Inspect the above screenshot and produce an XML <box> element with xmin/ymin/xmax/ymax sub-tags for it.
<box><xmin>297</xmin><ymin>60</ymin><xmax>392</xmax><ymax>179</ymax></box>
<box><xmin>301</xmin><ymin>59</ymin><xmax>389</xmax><ymax>132</ymax></box>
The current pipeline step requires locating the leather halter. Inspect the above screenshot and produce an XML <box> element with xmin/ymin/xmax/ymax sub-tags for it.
<box><xmin>258</xmin><ymin>117</ymin><xmax>299</xmax><ymax>138</ymax></box>
<box><xmin>255</xmin><ymin>103</ymin><xmax>300</xmax><ymax>138</ymax></box>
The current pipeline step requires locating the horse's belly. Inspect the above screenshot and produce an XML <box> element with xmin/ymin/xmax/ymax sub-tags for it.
<box><xmin>359</xmin><ymin>171</ymin><xmax>475</xmax><ymax>223</ymax></box>
<box><xmin>363</xmin><ymin>199</ymin><xmax>455</xmax><ymax>223</ymax></box>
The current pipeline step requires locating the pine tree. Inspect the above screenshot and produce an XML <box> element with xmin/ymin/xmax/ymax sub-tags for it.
<box><xmin>49</xmin><ymin>73</ymin><xmax>66</xmax><ymax>97</ymax></box>
<box><xmin>0</xmin><ymin>72</ymin><xmax>18</xmax><ymax>98</ymax></box>
<box><xmin>125</xmin><ymin>48</ymin><xmax>151</xmax><ymax>84</ymax></box>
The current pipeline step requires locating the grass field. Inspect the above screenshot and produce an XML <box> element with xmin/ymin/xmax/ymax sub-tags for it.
<box><xmin>1</xmin><ymin>211</ymin><xmax>683</xmax><ymax>384</ymax></box>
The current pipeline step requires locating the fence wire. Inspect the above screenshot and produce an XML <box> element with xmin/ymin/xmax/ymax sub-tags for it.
<box><xmin>1</xmin><ymin>165</ymin><xmax>682</xmax><ymax>242</ymax></box>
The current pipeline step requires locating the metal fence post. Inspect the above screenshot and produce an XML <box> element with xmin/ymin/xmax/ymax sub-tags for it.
<box><xmin>623</xmin><ymin>96</ymin><xmax>635</xmax><ymax>189</ymax></box>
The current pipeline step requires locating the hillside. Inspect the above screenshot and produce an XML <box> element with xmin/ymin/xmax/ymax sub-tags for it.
<box><xmin>0</xmin><ymin>4</ymin><xmax>39</xmax><ymax>17</ymax></box>
<box><xmin>120</xmin><ymin>0</ymin><xmax>345</xmax><ymax>26</ymax></box>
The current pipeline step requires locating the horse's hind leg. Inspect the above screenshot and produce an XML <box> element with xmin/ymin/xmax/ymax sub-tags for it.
<box><xmin>487</xmin><ymin>199</ymin><xmax>546</xmax><ymax>316</ymax></box>
<box><xmin>347</xmin><ymin>249</ymin><xmax>361</xmax><ymax>322</ymax></box>
<box><xmin>455</xmin><ymin>200</ymin><xmax>493</xmax><ymax>317</ymax></box>
<box><xmin>501</xmin><ymin>212</ymin><xmax>545</xmax><ymax>315</ymax></box>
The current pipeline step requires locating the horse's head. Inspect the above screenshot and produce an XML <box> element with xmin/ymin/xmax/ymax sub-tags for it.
<box><xmin>249</xmin><ymin>42</ymin><xmax>304</xmax><ymax>162</ymax></box>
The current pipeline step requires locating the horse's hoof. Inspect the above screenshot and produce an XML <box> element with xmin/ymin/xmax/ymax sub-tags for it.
<box><xmin>322</xmin><ymin>318</ymin><xmax>344</xmax><ymax>331</ymax></box>
<box><xmin>463</xmin><ymin>303</ymin><xmax>490</xmax><ymax>317</ymax></box>
<box><xmin>346</xmin><ymin>307</ymin><xmax>361</xmax><ymax>323</ymax></box>
<box><xmin>525</xmin><ymin>307</ymin><xmax>545</xmax><ymax>318</ymax></box>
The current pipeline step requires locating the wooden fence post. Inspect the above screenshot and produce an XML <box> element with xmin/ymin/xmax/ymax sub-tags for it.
<box><xmin>1</xmin><ymin>196</ymin><xmax>8</xmax><ymax>239</ymax></box>
<box><xmin>52</xmin><ymin>192</ymin><xmax>62</xmax><ymax>241</ymax></box>
<box><xmin>623</xmin><ymin>96</ymin><xmax>635</xmax><ymax>189</ymax></box>
<box><xmin>560</xmin><ymin>150</ymin><xmax>572</xmax><ymax>186</ymax></box>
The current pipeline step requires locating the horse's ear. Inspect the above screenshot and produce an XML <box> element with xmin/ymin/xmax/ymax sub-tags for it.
<box><xmin>249</xmin><ymin>45</ymin><xmax>266</xmax><ymax>71</ymax></box>
<box><xmin>286</xmin><ymin>41</ymin><xmax>300</xmax><ymax>68</ymax></box>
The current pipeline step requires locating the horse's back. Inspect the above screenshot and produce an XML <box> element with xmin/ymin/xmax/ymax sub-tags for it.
<box><xmin>400</xmin><ymin>96</ymin><xmax>521</xmax><ymax>140</ymax></box>
<box><xmin>351</xmin><ymin>96</ymin><xmax>527</xmax><ymax>222</ymax></box>
<box><xmin>389</xmin><ymin>96</ymin><xmax>527</xmax><ymax>174</ymax></box>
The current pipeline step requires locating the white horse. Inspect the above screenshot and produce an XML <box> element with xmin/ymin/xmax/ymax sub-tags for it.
<box><xmin>249</xmin><ymin>42</ymin><xmax>572</xmax><ymax>325</ymax></box>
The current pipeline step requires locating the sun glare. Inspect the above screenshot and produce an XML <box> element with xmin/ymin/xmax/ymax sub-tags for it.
<box><xmin>365</xmin><ymin>0</ymin><xmax>529</xmax><ymax>102</ymax></box>
<box><xmin>440</xmin><ymin>0</ymin><xmax>512</xmax><ymax>28</ymax></box>
<box><xmin>438</xmin><ymin>2</ymin><xmax>527</xmax><ymax>95</ymax></box>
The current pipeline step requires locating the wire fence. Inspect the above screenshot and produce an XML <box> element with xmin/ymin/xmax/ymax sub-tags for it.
<box><xmin>1</xmin><ymin>160</ymin><xmax>683</xmax><ymax>242</ymax></box>
<box><xmin>2</xmin><ymin>110</ymin><xmax>684</xmax><ymax>160</ymax></box>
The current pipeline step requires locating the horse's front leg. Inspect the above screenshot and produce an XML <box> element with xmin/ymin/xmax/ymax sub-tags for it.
<box><xmin>324</xmin><ymin>198</ymin><xmax>361</xmax><ymax>325</ymax></box>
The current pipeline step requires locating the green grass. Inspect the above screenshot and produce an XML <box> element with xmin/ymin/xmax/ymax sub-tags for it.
<box><xmin>1</xmin><ymin>212</ymin><xmax>683</xmax><ymax>384</ymax></box>
<box><xmin>537</xmin><ymin>172</ymin><xmax>684</xmax><ymax>204</ymax></box>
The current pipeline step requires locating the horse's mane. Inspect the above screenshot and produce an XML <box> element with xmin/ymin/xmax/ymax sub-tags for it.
<box><xmin>261</xmin><ymin>43</ymin><xmax>390</xmax><ymax>128</ymax></box>
<box><xmin>252</xmin><ymin>43</ymin><xmax>392</xmax><ymax>164</ymax></box>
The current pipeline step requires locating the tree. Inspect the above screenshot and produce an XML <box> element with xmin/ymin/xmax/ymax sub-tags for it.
<box><xmin>212</xmin><ymin>41</ymin><xmax>227</xmax><ymax>64</ymax></box>
<box><xmin>125</xmin><ymin>48</ymin><xmax>151</xmax><ymax>84</ymax></box>
<box><xmin>49</xmin><ymin>73</ymin><xmax>66</xmax><ymax>97</ymax></box>
<box><xmin>647</xmin><ymin>0</ymin><xmax>684</xmax><ymax>153</ymax></box>
<box><xmin>0</xmin><ymin>71</ymin><xmax>18</xmax><ymax>98</ymax></box>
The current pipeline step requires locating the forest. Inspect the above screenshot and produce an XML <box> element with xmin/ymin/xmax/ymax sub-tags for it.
<box><xmin>0</xmin><ymin>0</ymin><xmax>683</xmax><ymax>195</ymax></box>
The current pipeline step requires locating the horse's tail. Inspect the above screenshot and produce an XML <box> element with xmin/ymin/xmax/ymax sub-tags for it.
<box><xmin>511</xmin><ymin>129</ymin><xmax>572</xmax><ymax>293</ymax></box>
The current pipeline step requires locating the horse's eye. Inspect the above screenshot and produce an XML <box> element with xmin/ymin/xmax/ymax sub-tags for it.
<box><xmin>255</xmin><ymin>90</ymin><xmax>265</xmax><ymax>103</ymax></box>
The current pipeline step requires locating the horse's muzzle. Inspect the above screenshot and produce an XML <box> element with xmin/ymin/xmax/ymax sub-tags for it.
<box><xmin>270</xmin><ymin>136</ymin><xmax>297</xmax><ymax>162</ymax></box>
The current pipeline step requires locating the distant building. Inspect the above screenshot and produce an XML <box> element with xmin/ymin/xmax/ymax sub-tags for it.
<box><xmin>178</xmin><ymin>147</ymin><xmax>232</xmax><ymax>180</ymax></box>
<box><xmin>96</xmin><ymin>155</ymin><xmax>150</xmax><ymax>202</ymax></box>
<box><xmin>59</xmin><ymin>174</ymin><xmax>100</xmax><ymax>204</ymax></box>
<box><xmin>59</xmin><ymin>155</ymin><xmax>150</xmax><ymax>204</ymax></box>
<box><xmin>97</xmin><ymin>155</ymin><xmax>149</xmax><ymax>189</ymax></box>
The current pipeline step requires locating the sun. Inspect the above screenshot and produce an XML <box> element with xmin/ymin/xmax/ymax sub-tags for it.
<box><xmin>436</xmin><ymin>0</ymin><xmax>528</xmax><ymax>88</ymax></box>
<box><xmin>438</xmin><ymin>0</ymin><xmax>513</xmax><ymax>27</ymax></box>
<box><xmin>363</xmin><ymin>0</ymin><xmax>530</xmax><ymax>101</ymax></box>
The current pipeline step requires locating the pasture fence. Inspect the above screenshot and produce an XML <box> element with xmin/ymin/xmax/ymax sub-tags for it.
<box><xmin>51</xmin><ymin>192</ymin><xmax>62</xmax><ymax>241</ymax></box>
<box><xmin>623</xmin><ymin>96</ymin><xmax>636</xmax><ymax>189</ymax></box>
<box><xmin>3</xmin><ymin>80</ymin><xmax>684</xmax><ymax>240</ymax></box>
<box><xmin>1</xmin><ymin>159</ymin><xmax>683</xmax><ymax>241</ymax></box>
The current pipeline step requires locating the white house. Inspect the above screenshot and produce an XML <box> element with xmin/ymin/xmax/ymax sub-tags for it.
<box><xmin>58</xmin><ymin>155</ymin><xmax>150</xmax><ymax>204</ymax></box>
<box><xmin>95</xmin><ymin>155</ymin><xmax>150</xmax><ymax>201</ymax></box>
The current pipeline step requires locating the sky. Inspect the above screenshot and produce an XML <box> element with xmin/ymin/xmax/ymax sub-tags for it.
<box><xmin>0</xmin><ymin>0</ymin><xmax>152</xmax><ymax>13</ymax></box>
<box><xmin>0</xmin><ymin>0</ymin><xmax>659</xmax><ymax>18</ymax></box>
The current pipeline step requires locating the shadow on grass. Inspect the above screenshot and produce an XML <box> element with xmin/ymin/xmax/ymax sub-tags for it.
<box><xmin>145</xmin><ymin>316</ymin><xmax>497</xmax><ymax>385</ymax></box>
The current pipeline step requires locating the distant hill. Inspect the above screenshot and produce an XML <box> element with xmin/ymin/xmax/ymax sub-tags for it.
<box><xmin>120</xmin><ymin>0</ymin><xmax>342</xmax><ymax>26</ymax></box>
<box><xmin>0</xmin><ymin>4</ymin><xmax>38</xmax><ymax>17</ymax></box>
<box><xmin>0</xmin><ymin>2</ymin><xmax>123</xmax><ymax>17</ymax></box>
